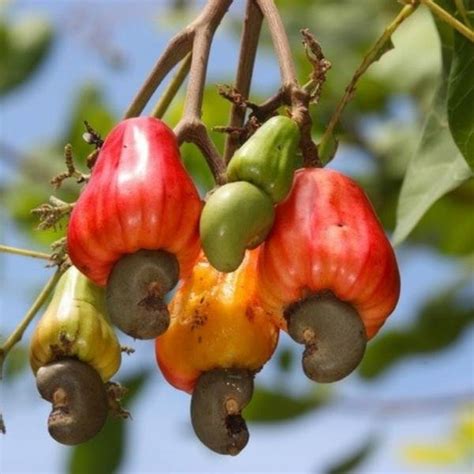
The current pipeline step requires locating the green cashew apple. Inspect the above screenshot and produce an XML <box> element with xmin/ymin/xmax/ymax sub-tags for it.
<box><xmin>227</xmin><ymin>115</ymin><xmax>301</xmax><ymax>203</ymax></box>
<box><xmin>200</xmin><ymin>182</ymin><xmax>274</xmax><ymax>272</ymax></box>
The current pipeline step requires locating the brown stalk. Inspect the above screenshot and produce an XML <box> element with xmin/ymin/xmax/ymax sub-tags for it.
<box><xmin>256</xmin><ymin>0</ymin><xmax>320</xmax><ymax>167</ymax></box>
<box><xmin>123</xmin><ymin>0</ymin><xmax>233</xmax><ymax>120</ymax></box>
<box><xmin>174</xmin><ymin>1</ymin><xmax>233</xmax><ymax>185</ymax></box>
<box><xmin>223</xmin><ymin>0</ymin><xmax>263</xmax><ymax>163</ymax></box>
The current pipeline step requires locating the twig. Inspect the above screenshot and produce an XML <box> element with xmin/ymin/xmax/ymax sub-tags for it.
<box><xmin>257</xmin><ymin>0</ymin><xmax>320</xmax><ymax>167</ymax></box>
<box><xmin>300</xmin><ymin>28</ymin><xmax>331</xmax><ymax>104</ymax></box>
<box><xmin>0</xmin><ymin>269</ymin><xmax>64</xmax><ymax>378</ymax></box>
<box><xmin>421</xmin><ymin>0</ymin><xmax>474</xmax><ymax>41</ymax></box>
<box><xmin>0</xmin><ymin>244</ymin><xmax>51</xmax><ymax>261</ymax></box>
<box><xmin>123</xmin><ymin>0</ymin><xmax>232</xmax><ymax>119</ymax></box>
<box><xmin>31</xmin><ymin>197</ymin><xmax>76</xmax><ymax>230</ymax></box>
<box><xmin>223</xmin><ymin>0</ymin><xmax>263</xmax><ymax>163</ymax></box>
<box><xmin>256</xmin><ymin>0</ymin><xmax>297</xmax><ymax>88</ymax></box>
<box><xmin>174</xmin><ymin>0</ymin><xmax>232</xmax><ymax>185</ymax></box>
<box><xmin>82</xmin><ymin>121</ymin><xmax>103</xmax><ymax>148</ymax></box>
<box><xmin>318</xmin><ymin>2</ymin><xmax>419</xmax><ymax>164</ymax></box>
<box><xmin>50</xmin><ymin>144</ymin><xmax>90</xmax><ymax>189</ymax></box>
<box><xmin>151</xmin><ymin>52</ymin><xmax>192</xmax><ymax>119</ymax></box>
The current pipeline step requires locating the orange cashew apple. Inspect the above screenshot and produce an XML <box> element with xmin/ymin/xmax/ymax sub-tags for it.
<box><xmin>155</xmin><ymin>249</ymin><xmax>279</xmax><ymax>455</ymax></box>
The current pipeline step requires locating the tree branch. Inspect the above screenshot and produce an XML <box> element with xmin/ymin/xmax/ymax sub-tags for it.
<box><xmin>123</xmin><ymin>0</ymin><xmax>233</xmax><ymax>119</ymax></box>
<box><xmin>224</xmin><ymin>0</ymin><xmax>263</xmax><ymax>163</ymax></box>
<box><xmin>255</xmin><ymin>0</ymin><xmax>297</xmax><ymax>88</ymax></box>
<box><xmin>318</xmin><ymin>2</ymin><xmax>419</xmax><ymax>164</ymax></box>
<box><xmin>150</xmin><ymin>52</ymin><xmax>192</xmax><ymax>119</ymax></box>
<box><xmin>174</xmin><ymin>0</ymin><xmax>232</xmax><ymax>185</ymax></box>
<box><xmin>257</xmin><ymin>0</ymin><xmax>320</xmax><ymax>167</ymax></box>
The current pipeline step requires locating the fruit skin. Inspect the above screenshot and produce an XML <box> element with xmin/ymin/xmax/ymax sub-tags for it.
<box><xmin>155</xmin><ymin>250</ymin><xmax>279</xmax><ymax>393</ymax></box>
<box><xmin>67</xmin><ymin>116</ymin><xmax>202</xmax><ymax>286</ymax></box>
<box><xmin>256</xmin><ymin>168</ymin><xmax>400</xmax><ymax>339</ymax></box>
<box><xmin>30</xmin><ymin>266</ymin><xmax>121</xmax><ymax>381</ymax></box>
<box><xmin>200</xmin><ymin>182</ymin><xmax>275</xmax><ymax>273</ymax></box>
<box><xmin>227</xmin><ymin>116</ymin><xmax>301</xmax><ymax>203</ymax></box>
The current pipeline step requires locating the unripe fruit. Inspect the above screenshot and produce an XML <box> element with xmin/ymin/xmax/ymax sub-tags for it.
<box><xmin>30</xmin><ymin>266</ymin><xmax>121</xmax><ymax>381</ymax></box>
<box><xmin>200</xmin><ymin>182</ymin><xmax>275</xmax><ymax>273</ymax></box>
<box><xmin>227</xmin><ymin>115</ymin><xmax>301</xmax><ymax>203</ymax></box>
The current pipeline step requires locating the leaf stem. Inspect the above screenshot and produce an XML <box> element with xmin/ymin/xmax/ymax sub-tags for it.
<box><xmin>421</xmin><ymin>0</ymin><xmax>474</xmax><ymax>41</ymax></box>
<box><xmin>0</xmin><ymin>269</ymin><xmax>64</xmax><ymax>378</ymax></box>
<box><xmin>0</xmin><ymin>244</ymin><xmax>51</xmax><ymax>261</ymax></box>
<box><xmin>150</xmin><ymin>52</ymin><xmax>192</xmax><ymax>119</ymax></box>
<box><xmin>318</xmin><ymin>2</ymin><xmax>419</xmax><ymax>164</ymax></box>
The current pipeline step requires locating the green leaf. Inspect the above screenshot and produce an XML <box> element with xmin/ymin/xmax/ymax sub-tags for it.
<box><xmin>324</xmin><ymin>437</ymin><xmax>377</xmax><ymax>474</ymax></box>
<box><xmin>0</xmin><ymin>15</ymin><xmax>54</xmax><ymax>95</ymax></box>
<box><xmin>68</xmin><ymin>371</ymin><xmax>150</xmax><ymax>474</ymax></box>
<box><xmin>276</xmin><ymin>347</ymin><xmax>294</xmax><ymax>373</ymax></box>
<box><xmin>244</xmin><ymin>386</ymin><xmax>327</xmax><ymax>423</ymax></box>
<box><xmin>447</xmin><ymin>12</ymin><xmax>474</xmax><ymax>168</ymax></box>
<box><xmin>359</xmin><ymin>281</ymin><xmax>474</xmax><ymax>379</ymax></box>
<box><xmin>392</xmin><ymin>80</ymin><xmax>472</xmax><ymax>245</ymax></box>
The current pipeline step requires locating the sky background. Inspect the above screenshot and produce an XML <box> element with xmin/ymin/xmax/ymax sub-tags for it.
<box><xmin>1</xmin><ymin>1</ymin><xmax>473</xmax><ymax>473</ymax></box>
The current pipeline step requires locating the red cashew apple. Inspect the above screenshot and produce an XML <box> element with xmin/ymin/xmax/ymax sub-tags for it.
<box><xmin>67</xmin><ymin>117</ymin><xmax>202</xmax><ymax>339</ymax></box>
<box><xmin>256</xmin><ymin>168</ymin><xmax>400</xmax><ymax>382</ymax></box>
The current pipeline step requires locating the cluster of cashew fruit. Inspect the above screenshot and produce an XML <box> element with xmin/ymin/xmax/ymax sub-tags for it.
<box><xmin>29</xmin><ymin>116</ymin><xmax>400</xmax><ymax>454</ymax></box>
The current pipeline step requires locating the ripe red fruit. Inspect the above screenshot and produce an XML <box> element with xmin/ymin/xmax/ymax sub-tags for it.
<box><xmin>67</xmin><ymin>117</ymin><xmax>202</xmax><ymax>339</ymax></box>
<box><xmin>255</xmin><ymin>168</ymin><xmax>400</xmax><ymax>381</ymax></box>
<box><xmin>68</xmin><ymin>117</ymin><xmax>202</xmax><ymax>286</ymax></box>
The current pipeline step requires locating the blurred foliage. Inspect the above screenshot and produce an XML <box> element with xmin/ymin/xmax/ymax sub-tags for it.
<box><xmin>4</xmin><ymin>84</ymin><xmax>116</xmax><ymax>246</ymax></box>
<box><xmin>0</xmin><ymin>13</ymin><xmax>54</xmax><ymax>95</ymax></box>
<box><xmin>3</xmin><ymin>344</ymin><xmax>28</xmax><ymax>381</ymax></box>
<box><xmin>1</xmin><ymin>0</ymin><xmax>474</xmax><ymax>471</ymax></box>
<box><xmin>392</xmin><ymin>1</ymin><xmax>473</xmax><ymax>245</ymax></box>
<box><xmin>447</xmin><ymin>11</ymin><xmax>474</xmax><ymax>168</ymax></box>
<box><xmin>403</xmin><ymin>404</ymin><xmax>474</xmax><ymax>467</ymax></box>
<box><xmin>245</xmin><ymin>385</ymin><xmax>328</xmax><ymax>422</ymax></box>
<box><xmin>276</xmin><ymin>347</ymin><xmax>294</xmax><ymax>373</ymax></box>
<box><xmin>324</xmin><ymin>437</ymin><xmax>377</xmax><ymax>474</ymax></box>
<box><xmin>359</xmin><ymin>279</ymin><xmax>474</xmax><ymax>379</ymax></box>
<box><xmin>68</xmin><ymin>370</ymin><xmax>150</xmax><ymax>474</ymax></box>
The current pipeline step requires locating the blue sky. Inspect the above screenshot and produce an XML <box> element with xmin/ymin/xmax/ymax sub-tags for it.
<box><xmin>1</xmin><ymin>2</ymin><xmax>473</xmax><ymax>473</ymax></box>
